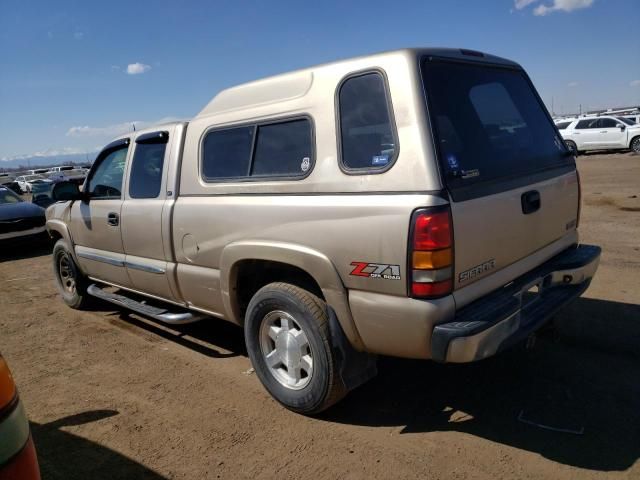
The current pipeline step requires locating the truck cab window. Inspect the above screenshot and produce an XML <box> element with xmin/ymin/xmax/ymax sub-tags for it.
<box><xmin>88</xmin><ymin>147</ymin><xmax>128</xmax><ymax>199</ymax></box>
<box><xmin>130</xmin><ymin>133</ymin><xmax>168</xmax><ymax>199</ymax></box>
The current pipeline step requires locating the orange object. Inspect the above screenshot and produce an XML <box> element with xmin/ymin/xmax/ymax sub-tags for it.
<box><xmin>0</xmin><ymin>436</ymin><xmax>41</xmax><ymax>480</ymax></box>
<box><xmin>0</xmin><ymin>356</ymin><xmax>17</xmax><ymax>410</ymax></box>
<box><xmin>412</xmin><ymin>249</ymin><xmax>452</xmax><ymax>270</ymax></box>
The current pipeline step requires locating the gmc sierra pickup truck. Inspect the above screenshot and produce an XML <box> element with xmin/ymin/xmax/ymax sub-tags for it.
<box><xmin>47</xmin><ymin>48</ymin><xmax>601</xmax><ymax>414</ymax></box>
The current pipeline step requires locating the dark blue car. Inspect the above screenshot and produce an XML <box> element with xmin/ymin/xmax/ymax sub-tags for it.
<box><xmin>0</xmin><ymin>186</ymin><xmax>47</xmax><ymax>244</ymax></box>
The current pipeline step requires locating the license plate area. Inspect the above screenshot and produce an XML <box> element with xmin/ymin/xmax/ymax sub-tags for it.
<box><xmin>519</xmin><ymin>276</ymin><xmax>548</xmax><ymax>309</ymax></box>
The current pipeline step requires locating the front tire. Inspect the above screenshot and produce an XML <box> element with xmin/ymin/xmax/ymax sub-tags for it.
<box><xmin>244</xmin><ymin>283</ymin><xmax>346</xmax><ymax>414</ymax></box>
<box><xmin>52</xmin><ymin>239</ymin><xmax>90</xmax><ymax>309</ymax></box>
<box><xmin>631</xmin><ymin>136</ymin><xmax>640</xmax><ymax>154</ymax></box>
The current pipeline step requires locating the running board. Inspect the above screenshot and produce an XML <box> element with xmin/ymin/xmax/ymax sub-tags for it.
<box><xmin>87</xmin><ymin>284</ymin><xmax>205</xmax><ymax>325</ymax></box>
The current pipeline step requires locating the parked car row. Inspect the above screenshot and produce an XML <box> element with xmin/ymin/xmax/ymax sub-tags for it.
<box><xmin>0</xmin><ymin>166</ymin><xmax>89</xmax><ymax>195</ymax></box>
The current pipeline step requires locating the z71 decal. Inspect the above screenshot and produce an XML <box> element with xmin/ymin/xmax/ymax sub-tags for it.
<box><xmin>350</xmin><ymin>262</ymin><xmax>401</xmax><ymax>280</ymax></box>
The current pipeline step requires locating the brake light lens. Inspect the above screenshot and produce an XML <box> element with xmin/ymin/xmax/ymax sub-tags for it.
<box><xmin>413</xmin><ymin>211</ymin><xmax>452</xmax><ymax>250</ymax></box>
<box><xmin>409</xmin><ymin>208</ymin><xmax>453</xmax><ymax>299</ymax></box>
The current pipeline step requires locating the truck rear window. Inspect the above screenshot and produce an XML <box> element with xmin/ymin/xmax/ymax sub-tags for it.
<box><xmin>422</xmin><ymin>59</ymin><xmax>572</xmax><ymax>197</ymax></box>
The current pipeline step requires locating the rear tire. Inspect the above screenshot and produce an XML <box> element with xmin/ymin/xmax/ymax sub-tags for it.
<box><xmin>564</xmin><ymin>140</ymin><xmax>578</xmax><ymax>156</ymax></box>
<box><xmin>52</xmin><ymin>239</ymin><xmax>90</xmax><ymax>309</ymax></box>
<box><xmin>631</xmin><ymin>136</ymin><xmax>640</xmax><ymax>154</ymax></box>
<box><xmin>244</xmin><ymin>282</ymin><xmax>346</xmax><ymax>415</ymax></box>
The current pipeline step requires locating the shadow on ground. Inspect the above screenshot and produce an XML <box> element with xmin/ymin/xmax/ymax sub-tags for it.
<box><xmin>0</xmin><ymin>237</ymin><xmax>52</xmax><ymax>262</ymax></box>
<box><xmin>321</xmin><ymin>295</ymin><xmax>640</xmax><ymax>472</ymax></box>
<box><xmin>32</xmin><ymin>410</ymin><xmax>167</xmax><ymax>480</ymax></box>
<box><xmin>72</xmin><ymin>293</ymin><xmax>640</xmax><ymax>473</ymax></box>
<box><xmin>115</xmin><ymin>311</ymin><xmax>246</xmax><ymax>359</ymax></box>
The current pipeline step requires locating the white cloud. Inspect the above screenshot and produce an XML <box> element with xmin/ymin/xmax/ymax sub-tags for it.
<box><xmin>1</xmin><ymin>117</ymin><xmax>185</xmax><ymax>161</ymax></box>
<box><xmin>567</xmin><ymin>81</ymin><xmax>579</xmax><ymax>87</ymax></box>
<box><xmin>126</xmin><ymin>62</ymin><xmax>151</xmax><ymax>75</ymax></box>
<box><xmin>533</xmin><ymin>0</ymin><xmax>594</xmax><ymax>16</ymax></box>
<box><xmin>74</xmin><ymin>31</ymin><xmax>84</xmax><ymax>40</ymax></box>
<box><xmin>514</xmin><ymin>0</ymin><xmax>539</xmax><ymax>9</ymax></box>
<box><xmin>630</xmin><ymin>80</ymin><xmax>640</xmax><ymax>87</ymax></box>
<box><xmin>1</xmin><ymin>147</ymin><xmax>91</xmax><ymax>162</ymax></box>
<box><xmin>65</xmin><ymin>117</ymin><xmax>184</xmax><ymax>138</ymax></box>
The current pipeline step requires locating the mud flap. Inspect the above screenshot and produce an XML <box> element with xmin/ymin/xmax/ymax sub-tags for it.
<box><xmin>327</xmin><ymin>307</ymin><xmax>377</xmax><ymax>391</ymax></box>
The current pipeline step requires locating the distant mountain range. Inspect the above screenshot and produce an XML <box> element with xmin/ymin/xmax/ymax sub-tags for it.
<box><xmin>0</xmin><ymin>152</ymin><xmax>97</xmax><ymax>171</ymax></box>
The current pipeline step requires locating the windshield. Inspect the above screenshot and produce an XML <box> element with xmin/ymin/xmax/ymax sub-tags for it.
<box><xmin>422</xmin><ymin>59</ymin><xmax>572</xmax><ymax>192</ymax></box>
<box><xmin>0</xmin><ymin>188</ymin><xmax>22</xmax><ymax>204</ymax></box>
<box><xmin>617</xmin><ymin>117</ymin><xmax>635</xmax><ymax>126</ymax></box>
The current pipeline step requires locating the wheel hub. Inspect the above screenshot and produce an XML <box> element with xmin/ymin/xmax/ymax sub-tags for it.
<box><xmin>259</xmin><ymin>310</ymin><xmax>313</xmax><ymax>390</ymax></box>
<box><xmin>58</xmin><ymin>253</ymin><xmax>76</xmax><ymax>295</ymax></box>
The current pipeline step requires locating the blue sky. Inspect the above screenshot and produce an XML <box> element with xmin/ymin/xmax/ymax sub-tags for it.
<box><xmin>1</xmin><ymin>0</ymin><xmax>639</xmax><ymax>161</ymax></box>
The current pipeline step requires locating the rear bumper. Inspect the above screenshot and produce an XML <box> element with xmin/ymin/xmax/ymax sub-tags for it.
<box><xmin>431</xmin><ymin>244</ymin><xmax>601</xmax><ymax>363</ymax></box>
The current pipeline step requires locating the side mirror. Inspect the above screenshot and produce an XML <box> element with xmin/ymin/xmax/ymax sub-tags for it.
<box><xmin>617</xmin><ymin>123</ymin><xmax>626</xmax><ymax>131</ymax></box>
<box><xmin>52</xmin><ymin>181</ymin><xmax>83</xmax><ymax>202</ymax></box>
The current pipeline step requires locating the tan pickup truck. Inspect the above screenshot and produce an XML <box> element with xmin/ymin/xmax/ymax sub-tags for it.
<box><xmin>46</xmin><ymin>48</ymin><xmax>601</xmax><ymax>414</ymax></box>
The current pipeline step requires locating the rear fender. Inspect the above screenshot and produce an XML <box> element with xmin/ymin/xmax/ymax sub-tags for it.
<box><xmin>220</xmin><ymin>240</ymin><xmax>365</xmax><ymax>351</ymax></box>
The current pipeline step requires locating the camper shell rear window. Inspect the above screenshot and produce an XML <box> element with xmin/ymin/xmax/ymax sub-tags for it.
<box><xmin>422</xmin><ymin>58</ymin><xmax>574</xmax><ymax>201</ymax></box>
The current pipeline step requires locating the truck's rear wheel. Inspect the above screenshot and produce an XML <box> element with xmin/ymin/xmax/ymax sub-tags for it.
<box><xmin>244</xmin><ymin>282</ymin><xmax>345</xmax><ymax>414</ymax></box>
<box><xmin>52</xmin><ymin>239</ymin><xmax>90</xmax><ymax>309</ymax></box>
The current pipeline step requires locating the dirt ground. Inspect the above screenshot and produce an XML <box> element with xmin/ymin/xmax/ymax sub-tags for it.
<box><xmin>1</xmin><ymin>152</ymin><xmax>639</xmax><ymax>480</ymax></box>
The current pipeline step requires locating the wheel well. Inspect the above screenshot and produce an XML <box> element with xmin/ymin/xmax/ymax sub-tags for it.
<box><xmin>232</xmin><ymin>260</ymin><xmax>325</xmax><ymax>322</ymax></box>
<box><xmin>49</xmin><ymin>230</ymin><xmax>63</xmax><ymax>241</ymax></box>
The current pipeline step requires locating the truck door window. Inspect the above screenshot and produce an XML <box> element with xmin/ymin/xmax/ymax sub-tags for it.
<box><xmin>129</xmin><ymin>131</ymin><xmax>168</xmax><ymax>199</ymax></box>
<box><xmin>338</xmin><ymin>72</ymin><xmax>398</xmax><ymax>172</ymax></box>
<box><xmin>87</xmin><ymin>146</ymin><xmax>128</xmax><ymax>199</ymax></box>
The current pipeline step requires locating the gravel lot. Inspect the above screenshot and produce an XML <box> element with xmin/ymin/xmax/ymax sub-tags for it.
<box><xmin>1</xmin><ymin>152</ymin><xmax>638</xmax><ymax>479</ymax></box>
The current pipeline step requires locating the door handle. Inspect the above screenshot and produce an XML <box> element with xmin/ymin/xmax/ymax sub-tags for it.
<box><xmin>600</xmin><ymin>131</ymin><xmax>608</xmax><ymax>133</ymax></box>
<box><xmin>521</xmin><ymin>190</ymin><xmax>541</xmax><ymax>215</ymax></box>
<box><xmin>107</xmin><ymin>212</ymin><xmax>119</xmax><ymax>226</ymax></box>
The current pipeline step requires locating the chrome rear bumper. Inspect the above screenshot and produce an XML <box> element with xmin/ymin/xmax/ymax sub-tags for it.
<box><xmin>431</xmin><ymin>244</ymin><xmax>601</xmax><ymax>363</ymax></box>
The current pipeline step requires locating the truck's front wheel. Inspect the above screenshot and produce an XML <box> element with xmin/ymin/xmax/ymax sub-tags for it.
<box><xmin>244</xmin><ymin>282</ymin><xmax>345</xmax><ymax>414</ymax></box>
<box><xmin>53</xmin><ymin>239</ymin><xmax>90</xmax><ymax>309</ymax></box>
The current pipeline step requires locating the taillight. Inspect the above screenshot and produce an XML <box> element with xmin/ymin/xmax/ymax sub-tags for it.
<box><xmin>409</xmin><ymin>207</ymin><xmax>453</xmax><ymax>299</ymax></box>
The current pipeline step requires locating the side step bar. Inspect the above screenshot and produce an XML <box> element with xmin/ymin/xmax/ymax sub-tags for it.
<box><xmin>87</xmin><ymin>284</ymin><xmax>205</xmax><ymax>325</ymax></box>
